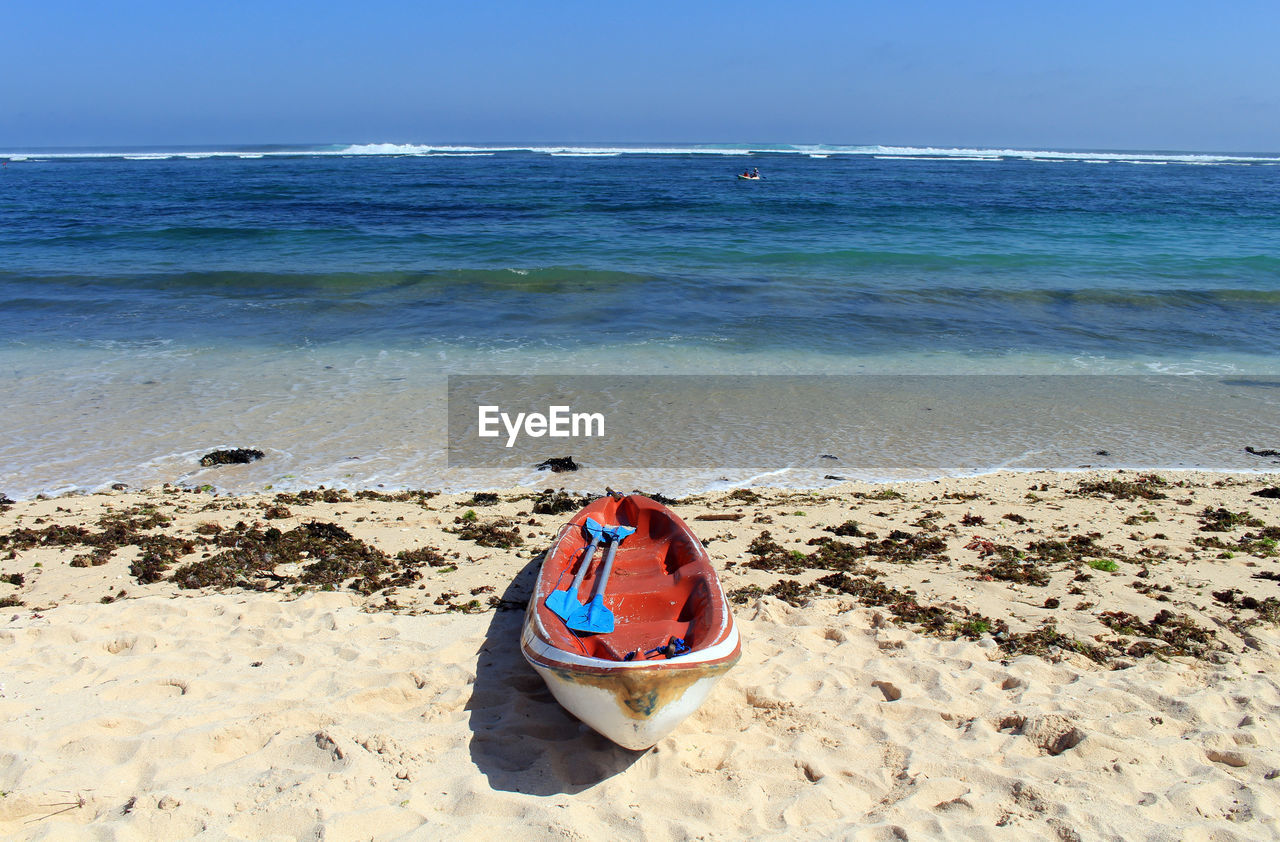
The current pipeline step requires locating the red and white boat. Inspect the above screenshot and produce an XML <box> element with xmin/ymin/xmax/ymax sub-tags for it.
<box><xmin>521</xmin><ymin>494</ymin><xmax>741</xmax><ymax>750</ymax></box>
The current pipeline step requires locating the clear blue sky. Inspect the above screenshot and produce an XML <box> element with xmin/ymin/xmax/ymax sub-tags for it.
<box><xmin>3</xmin><ymin>0</ymin><xmax>1277</xmax><ymax>151</ymax></box>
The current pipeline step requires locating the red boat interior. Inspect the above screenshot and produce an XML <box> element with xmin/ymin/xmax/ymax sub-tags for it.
<box><xmin>536</xmin><ymin>495</ymin><xmax>731</xmax><ymax>662</ymax></box>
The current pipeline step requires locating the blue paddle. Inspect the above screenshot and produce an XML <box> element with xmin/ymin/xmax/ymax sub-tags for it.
<box><xmin>546</xmin><ymin>517</ymin><xmax>606</xmax><ymax>621</ymax></box>
<box><xmin>567</xmin><ymin>524</ymin><xmax>636</xmax><ymax>634</ymax></box>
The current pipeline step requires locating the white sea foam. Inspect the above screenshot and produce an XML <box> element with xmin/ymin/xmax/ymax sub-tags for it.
<box><xmin>874</xmin><ymin>155</ymin><xmax>999</xmax><ymax>161</ymax></box>
<box><xmin>1</xmin><ymin>143</ymin><xmax>1275</xmax><ymax>166</ymax></box>
<box><xmin>332</xmin><ymin>143</ymin><xmax>752</xmax><ymax>156</ymax></box>
<box><xmin>865</xmin><ymin>145</ymin><xmax>1271</xmax><ymax>165</ymax></box>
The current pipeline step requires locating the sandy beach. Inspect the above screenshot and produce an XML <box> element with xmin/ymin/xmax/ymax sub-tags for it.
<box><xmin>3</xmin><ymin>469</ymin><xmax>1279</xmax><ymax>839</ymax></box>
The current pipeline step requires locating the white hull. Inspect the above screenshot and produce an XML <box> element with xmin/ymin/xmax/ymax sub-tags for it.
<box><xmin>528</xmin><ymin>661</ymin><xmax>727</xmax><ymax>750</ymax></box>
<box><xmin>522</xmin><ymin>620</ymin><xmax>740</xmax><ymax>750</ymax></box>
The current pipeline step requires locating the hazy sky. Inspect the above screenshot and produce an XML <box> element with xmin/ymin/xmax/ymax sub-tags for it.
<box><xmin>4</xmin><ymin>0</ymin><xmax>1278</xmax><ymax>151</ymax></box>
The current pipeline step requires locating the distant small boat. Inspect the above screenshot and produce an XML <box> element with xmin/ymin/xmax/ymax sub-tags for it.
<box><xmin>737</xmin><ymin>173</ymin><xmax>761</xmax><ymax>180</ymax></box>
<box><xmin>521</xmin><ymin>494</ymin><xmax>741</xmax><ymax>750</ymax></box>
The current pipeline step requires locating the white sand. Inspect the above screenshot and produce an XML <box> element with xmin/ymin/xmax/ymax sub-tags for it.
<box><xmin>2</xmin><ymin>471</ymin><xmax>1279</xmax><ymax>839</ymax></box>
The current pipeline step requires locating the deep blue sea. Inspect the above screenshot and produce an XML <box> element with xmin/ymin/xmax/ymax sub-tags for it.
<box><xmin>2</xmin><ymin>142</ymin><xmax>1279</xmax><ymax>495</ymax></box>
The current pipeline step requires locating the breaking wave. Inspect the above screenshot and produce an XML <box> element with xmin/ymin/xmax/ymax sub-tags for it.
<box><xmin>5</xmin><ymin>142</ymin><xmax>1277</xmax><ymax>165</ymax></box>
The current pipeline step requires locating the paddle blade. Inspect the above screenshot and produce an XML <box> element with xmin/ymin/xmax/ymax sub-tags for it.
<box><xmin>544</xmin><ymin>587</ymin><xmax>581</xmax><ymax>621</ymax></box>
<box><xmin>566</xmin><ymin>596</ymin><xmax>614</xmax><ymax>634</ymax></box>
<box><xmin>583</xmin><ymin>517</ymin><xmax>606</xmax><ymax>542</ymax></box>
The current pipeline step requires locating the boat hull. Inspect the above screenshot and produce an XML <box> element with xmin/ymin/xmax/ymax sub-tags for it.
<box><xmin>520</xmin><ymin>495</ymin><xmax>741</xmax><ymax>750</ymax></box>
<box><xmin>522</xmin><ymin>622</ymin><xmax>739</xmax><ymax>750</ymax></box>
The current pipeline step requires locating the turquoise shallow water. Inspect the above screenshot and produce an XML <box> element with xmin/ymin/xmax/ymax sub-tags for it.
<box><xmin>2</xmin><ymin>143</ymin><xmax>1279</xmax><ymax>495</ymax></box>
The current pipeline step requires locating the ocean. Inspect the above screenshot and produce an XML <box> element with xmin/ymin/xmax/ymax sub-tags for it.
<box><xmin>2</xmin><ymin>142</ymin><xmax>1279</xmax><ymax>496</ymax></box>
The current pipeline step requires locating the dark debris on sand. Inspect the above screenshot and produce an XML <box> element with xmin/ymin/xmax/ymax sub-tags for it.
<box><xmin>199</xmin><ymin>449</ymin><xmax>265</xmax><ymax>467</ymax></box>
<box><xmin>535</xmin><ymin>456</ymin><xmax>579</xmax><ymax>473</ymax></box>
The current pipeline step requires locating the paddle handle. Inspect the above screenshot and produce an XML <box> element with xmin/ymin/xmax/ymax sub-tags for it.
<box><xmin>568</xmin><ymin>536</ymin><xmax>601</xmax><ymax>594</ymax></box>
<box><xmin>588</xmin><ymin>537</ymin><xmax>620</xmax><ymax>601</ymax></box>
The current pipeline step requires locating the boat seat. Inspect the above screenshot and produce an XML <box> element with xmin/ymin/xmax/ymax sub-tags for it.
<box><xmin>610</xmin><ymin>570</ymin><xmax>679</xmax><ymax>595</ymax></box>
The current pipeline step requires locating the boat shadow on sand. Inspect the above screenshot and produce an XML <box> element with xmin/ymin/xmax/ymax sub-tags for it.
<box><xmin>467</xmin><ymin>551</ymin><xmax>645</xmax><ymax>795</ymax></box>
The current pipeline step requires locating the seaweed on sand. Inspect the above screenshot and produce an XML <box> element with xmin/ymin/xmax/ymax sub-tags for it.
<box><xmin>1073</xmin><ymin>474</ymin><xmax>1169</xmax><ymax>501</ymax></box>
<box><xmin>70</xmin><ymin>548</ymin><xmax>113</xmax><ymax>568</ymax></box>
<box><xmin>0</xmin><ymin>495</ymin><xmax>468</xmax><ymax>600</ymax></box>
<box><xmin>814</xmin><ymin>571</ymin><xmax>994</xmax><ymax>639</ymax></box>
<box><xmin>1197</xmin><ymin>507</ymin><xmax>1265</xmax><ymax>532</ymax></box>
<box><xmin>0</xmin><ymin>506</ymin><xmax>191</xmax><ymax>584</ymax></box>
<box><xmin>447</xmin><ymin>518</ymin><xmax>525</xmax><ymax>549</ymax></box>
<box><xmin>530</xmin><ymin>489</ymin><xmax>591</xmax><ymax>515</ymax></box>
<box><xmin>1</xmin><ymin>506</ymin><xmax>171</xmax><ymax>553</ymax></box>
<box><xmin>129</xmin><ymin>535</ymin><xmax>199</xmax><ymax>584</ymax></box>
<box><xmin>1024</xmin><ymin>535</ymin><xmax>1101</xmax><ymax>563</ymax></box>
<box><xmin>965</xmin><ymin>555</ymin><xmax>1052</xmax><ymax>586</ymax></box>
<box><xmin>1194</xmin><ymin>527</ymin><xmax>1280</xmax><ymax>558</ymax></box>
<box><xmin>273</xmin><ymin>488</ymin><xmax>353</xmax><ymax>505</ymax></box>
<box><xmin>1</xmin><ymin>523</ymin><xmax>94</xmax><ymax>551</ymax></box>
<box><xmin>824</xmin><ymin>520</ymin><xmax>871</xmax><ymax>538</ymax></box>
<box><xmin>353</xmin><ymin>489</ymin><xmax>439</xmax><ymax>504</ymax></box>
<box><xmin>726</xmin><ymin>584</ymin><xmax>765</xmax><ymax>604</ymax></box>
<box><xmin>1098</xmin><ymin>609</ymin><xmax>1217</xmax><ymax>658</ymax></box>
<box><xmin>761</xmin><ymin>579</ymin><xmax>822</xmax><ymax>607</ymax></box>
<box><xmin>395</xmin><ymin>546</ymin><xmax>452</xmax><ymax>567</ymax></box>
<box><xmin>167</xmin><ymin>520</ymin><xmax>420</xmax><ymax>594</ymax></box>
<box><xmin>860</xmin><ymin>530</ymin><xmax>948</xmax><ymax>564</ymax></box>
<box><xmin>852</xmin><ymin>488</ymin><xmax>904</xmax><ymax>501</ymax></box>
<box><xmin>806</xmin><ymin>540</ymin><xmax>877</xmax><ymax>574</ymax></box>
<box><xmin>749</xmin><ymin>527</ymin><xmax>939</xmax><ymax>575</ymax></box>
<box><xmin>743</xmin><ymin>532</ymin><xmax>808</xmax><ymax>575</ymax></box>
<box><xmin>997</xmin><ymin>621</ymin><xmax>1108</xmax><ymax>663</ymax></box>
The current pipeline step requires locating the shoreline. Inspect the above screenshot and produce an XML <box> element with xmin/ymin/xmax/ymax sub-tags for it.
<box><xmin>7</xmin><ymin>456</ymin><xmax>1280</xmax><ymax>506</ymax></box>
<box><xmin>3</xmin><ymin>468</ymin><xmax>1279</xmax><ymax>838</ymax></box>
